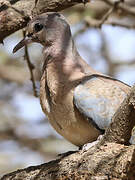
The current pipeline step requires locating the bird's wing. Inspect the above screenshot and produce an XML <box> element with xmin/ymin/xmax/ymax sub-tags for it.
<box><xmin>74</xmin><ymin>76</ymin><xmax>128</xmax><ymax>131</ymax></box>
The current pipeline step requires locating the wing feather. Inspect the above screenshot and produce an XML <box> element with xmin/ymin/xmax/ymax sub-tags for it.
<box><xmin>74</xmin><ymin>77</ymin><xmax>127</xmax><ymax>130</ymax></box>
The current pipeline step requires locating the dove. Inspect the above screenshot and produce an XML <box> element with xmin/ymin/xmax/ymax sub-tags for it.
<box><xmin>13</xmin><ymin>12</ymin><xmax>130</xmax><ymax>147</ymax></box>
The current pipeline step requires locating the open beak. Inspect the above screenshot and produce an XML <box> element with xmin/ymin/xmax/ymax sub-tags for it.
<box><xmin>13</xmin><ymin>36</ymin><xmax>33</xmax><ymax>53</ymax></box>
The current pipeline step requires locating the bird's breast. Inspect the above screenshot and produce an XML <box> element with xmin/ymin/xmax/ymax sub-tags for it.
<box><xmin>40</xmin><ymin>63</ymin><xmax>100</xmax><ymax>146</ymax></box>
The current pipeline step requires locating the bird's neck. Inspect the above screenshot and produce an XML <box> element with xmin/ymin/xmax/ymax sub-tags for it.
<box><xmin>43</xmin><ymin>37</ymin><xmax>98</xmax><ymax>75</ymax></box>
<box><xmin>43</xmin><ymin>34</ymin><xmax>74</xmax><ymax>58</ymax></box>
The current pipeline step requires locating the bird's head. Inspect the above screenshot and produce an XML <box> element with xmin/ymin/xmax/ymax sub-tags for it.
<box><xmin>13</xmin><ymin>12</ymin><xmax>71</xmax><ymax>53</ymax></box>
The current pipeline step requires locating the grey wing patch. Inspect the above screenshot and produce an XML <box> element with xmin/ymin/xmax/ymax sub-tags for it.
<box><xmin>74</xmin><ymin>77</ymin><xmax>127</xmax><ymax>130</ymax></box>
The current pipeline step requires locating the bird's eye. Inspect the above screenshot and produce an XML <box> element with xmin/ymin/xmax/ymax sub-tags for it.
<box><xmin>34</xmin><ymin>23</ymin><xmax>43</xmax><ymax>32</ymax></box>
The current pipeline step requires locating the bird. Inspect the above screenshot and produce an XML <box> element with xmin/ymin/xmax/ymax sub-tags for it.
<box><xmin>13</xmin><ymin>12</ymin><xmax>130</xmax><ymax>147</ymax></box>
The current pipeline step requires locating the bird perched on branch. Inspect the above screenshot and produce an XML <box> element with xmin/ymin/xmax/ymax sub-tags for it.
<box><xmin>13</xmin><ymin>12</ymin><xmax>130</xmax><ymax>147</ymax></box>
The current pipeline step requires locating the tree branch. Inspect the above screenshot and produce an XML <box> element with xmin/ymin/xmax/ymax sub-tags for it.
<box><xmin>23</xmin><ymin>30</ymin><xmax>38</xmax><ymax>97</ymax></box>
<box><xmin>0</xmin><ymin>0</ymin><xmax>89</xmax><ymax>43</ymax></box>
<box><xmin>101</xmin><ymin>0</ymin><xmax>135</xmax><ymax>16</ymax></box>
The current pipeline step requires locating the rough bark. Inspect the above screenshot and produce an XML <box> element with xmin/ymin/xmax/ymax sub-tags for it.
<box><xmin>1</xmin><ymin>144</ymin><xmax>135</xmax><ymax>179</ymax></box>
<box><xmin>1</xmin><ymin>83</ymin><xmax>135</xmax><ymax>180</ymax></box>
<box><xmin>0</xmin><ymin>0</ymin><xmax>89</xmax><ymax>43</ymax></box>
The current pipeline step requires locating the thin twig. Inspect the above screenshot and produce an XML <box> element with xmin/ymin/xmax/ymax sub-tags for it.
<box><xmin>102</xmin><ymin>0</ymin><xmax>135</xmax><ymax>16</ymax></box>
<box><xmin>73</xmin><ymin>0</ymin><xmax>135</xmax><ymax>39</ymax></box>
<box><xmin>105</xmin><ymin>21</ymin><xmax>135</xmax><ymax>29</ymax></box>
<box><xmin>98</xmin><ymin>2</ymin><xmax>117</xmax><ymax>27</ymax></box>
<box><xmin>23</xmin><ymin>30</ymin><xmax>38</xmax><ymax>97</ymax></box>
<box><xmin>74</xmin><ymin>19</ymin><xmax>135</xmax><ymax>39</ymax></box>
<box><xmin>85</xmin><ymin>0</ymin><xmax>121</xmax><ymax>28</ymax></box>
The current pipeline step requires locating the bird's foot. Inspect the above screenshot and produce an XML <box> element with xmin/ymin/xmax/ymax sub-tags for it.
<box><xmin>81</xmin><ymin>135</ymin><xmax>103</xmax><ymax>151</ymax></box>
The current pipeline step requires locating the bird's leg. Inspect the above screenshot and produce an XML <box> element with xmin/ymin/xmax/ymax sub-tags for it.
<box><xmin>80</xmin><ymin>135</ymin><xmax>104</xmax><ymax>151</ymax></box>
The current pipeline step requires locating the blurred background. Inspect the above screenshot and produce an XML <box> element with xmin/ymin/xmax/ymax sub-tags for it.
<box><xmin>1</xmin><ymin>0</ymin><xmax>135</xmax><ymax>176</ymax></box>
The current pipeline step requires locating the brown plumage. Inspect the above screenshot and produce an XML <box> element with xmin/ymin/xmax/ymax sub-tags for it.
<box><xmin>13</xmin><ymin>12</ymin><xmax>130</xmax><ymax>147</ymax></box>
